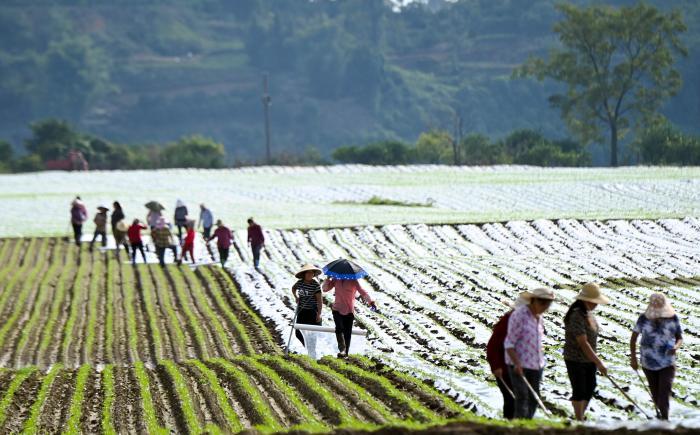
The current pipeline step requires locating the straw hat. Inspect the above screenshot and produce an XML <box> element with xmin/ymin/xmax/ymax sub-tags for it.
<box><xmin>115</xmin><ymin>220</ymin><xmax>128</xmax><ymax>232</ymax></box>
<box><xmin>501</xmin><ymin>295</ymin><xmax>529</xmax><ymax>309</ymax></box>
<box><xmin>575</xmin><ymin>282</ymin><xmax>609</xmax><ymax>305</ymax></box>
<box><xmin>519</xmin><ymin>287</ymin><xmax>555</xmax><ymax>301</ymax></box>
<box><xmin>645</xmin><ymin>293</ymin><xmax>675</xmax><ymax>320</ymax></box>
<box><xmin>295</xmin><ymin>264</ymin><xmax>322</xmax><ymax>279</ymax></box>
<box><xmin>97</xmin><ymin>205</ymin><xmax>109</xmax><ymax>212</ymax></box>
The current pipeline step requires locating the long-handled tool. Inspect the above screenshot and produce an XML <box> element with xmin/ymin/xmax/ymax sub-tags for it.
<box><xmin>284</xmin><ymin>303</ymin><xmax>301</xmax><ymax>357</ymax></box>
<box><xmin>605</xmin><ymin>373</ymin><xmax>652</xmax><ymax>420</ymax></box>
<box><xmin>521</xmin><ymin>374</ymin><xmax>551</xmax><ymax>417</ymax></box>
<box><xmin>635</xmin><ymin>369</ymin><xmax>660</xmax><ymax>418</ymax></box>
<box><xmin>497</xmin><ymin>375</ymin><xmax>516</xmax><ymax>399</ymax></box>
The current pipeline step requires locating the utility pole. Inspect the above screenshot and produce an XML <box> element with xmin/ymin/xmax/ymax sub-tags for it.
<box><xmin>262</xmin><ymin>73</ymin><xmax>272</xmax><ymax>165</ymax></box>
<box><xmin>453</xmin><ymin>109</ymin><xmax>463</xmax><ymax>166</ymax></box>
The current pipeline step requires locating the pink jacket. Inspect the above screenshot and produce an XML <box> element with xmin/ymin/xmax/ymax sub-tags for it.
<box><xmin>322</xmin><ymin>278</ymin><xmax>373</xmax><ymax>315</ymax></box>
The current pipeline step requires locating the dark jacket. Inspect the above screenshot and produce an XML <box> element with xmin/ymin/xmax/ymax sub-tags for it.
<box><xmin>486</xmin><ymin>311</ymin><xmax>512</xmax><ymax>373</ymax></box>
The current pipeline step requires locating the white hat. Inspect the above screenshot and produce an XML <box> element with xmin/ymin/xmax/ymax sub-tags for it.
<box><xmin>501</xmin><ymin>295</ymin><xmax>529</xmax><ymax>309</ymax></box>
<box><xmin>295</xmin><ymin>264</ymin><xmax>322</xmax><ymax>279</ymax></box>
<box><xmin>519</xmin><ymin>287</ymin><xmax>555</xmax><ymax>301</ymax></box>
<box><xmin>576</xmin><ymin>282</ymin><xmax>610</xmax><ymax>305</ymax></box>
<box><xmin>645</xmin><ymin>293</ymin><xmax>675</xmax><ymax>320</ymax></box>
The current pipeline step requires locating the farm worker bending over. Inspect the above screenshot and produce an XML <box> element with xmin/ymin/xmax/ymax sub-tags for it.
<box><xmin>90</xmin><ymin>205</ymin><xmax>109</xmax><ymax>251</ymax></box>
<box><xmin>563</xmin><ymin>283</ymin><xmax>609</xmax><ymax>421</ymax></box>
<box><xmin>322</xmin><ymin>277</ymin><xmax>376</xmax><ymax>358</ymax></box>
<box><xmin>178</xmin><ymin>220</ymin><xmax>196</xmax><ymax>265</ymax></box>
<box><xmin>152</xmin><ymin>217</ymin><xmax>177</xmax><ymax>267</ymax></box>
<box><xmin>291</xmin><ymin>264</ymin><xmax>324</xmax><ymax>359</ymax></box>
<box><xmin>630</xmin><ymin>293</ymin><xmax>683</xmax><ymax>420</ymax></box>
<box><xmin>128</xmin><ymin>219</ymin><xmax>148</xmax><ymax>265</ymax></box>
<box><xmin>209</xmin><ymin>220</ymin><xmax>232</xmax><ymax>267</ymax></box>
<box><xmin>504</xmin><ymin>287</ymin><xmax>555</xmax><ymax>419</ymax></box>
<box><xmin>70</xmin><ymin>196</ymin><xmax>88</xmax><ymax>247</ymax></box>
<box><xmin>486</xmin><ymin>295</ymin><xmax>528</xmax><ymax>419</ymax></box>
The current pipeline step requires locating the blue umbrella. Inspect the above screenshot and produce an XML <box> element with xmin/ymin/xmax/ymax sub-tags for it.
<box><xmin>323</xmin><ymin>258</ymin><xmax>368</xmax><ymax>280</ymax></box>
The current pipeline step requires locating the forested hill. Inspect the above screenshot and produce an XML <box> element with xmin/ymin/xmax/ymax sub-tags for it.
<box><xmin>1</xmin><ymin>0</ymin><xmax>698</xmax><ymax>163</ymax></box>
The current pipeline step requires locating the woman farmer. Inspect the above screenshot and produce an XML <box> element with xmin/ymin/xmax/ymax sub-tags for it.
<box><xmin>486</xmin><ymin>295</ymin><xmax>528</xmax><ymax>419</ymax></box>
<box><xmin>630</xmin><ymin>293</ymin><xmax>683</xmax><ymax>420</ymax></box>
<box><xmin>178</xmin><ymin>220</ymin><xmax>196</xmax><ymax>265</ymax></box>
<box><xmin>113</xmin><ymin>220</ymin><xmax>130</xmax><ymax>259</ymax></box>
<box><xmin>89</xmin><ymin>205</ymin><xmax>109</xmax><ymax>251</ymax></box>
<box><xmin>152</xmin><ymin>217</ymin><xmax>177</xmax><ymax>267</ymax></box>
<box><xmin>563</xmin><ymin>282</ymin><xmax>609</xmax><ymax>421</ymax></box>
<box><xmin>128</xmin><ymin>219</ymin><xmax>148</xmax><ymax>265</ymax></box>
<box><xmin>322</xmin><ymin>266</ymin><xmax>376</xmax><ymax>358</ymax></box>
<box><xmin>291</xmin><ymin>264</ymin><xmax>324</xmax><ymax>359</ymax></box>
<box><xmin>174</xmin><ymin>199</ymin><xmax>189</xmax><ymax>242</ymax></box>
<box><xmin>111</xmin><ymin>201</ymin><xmax>125</xmax><ymax>234</ymax></box>
<box><xmin>504</xmin><ymin>287</ymin><xmax>555</xmax><ymax>419</ymax></box>
<box><xmin>69</xmin><ymin>196</ymin><xmax>88</xmax><ymax>246</ymax></box>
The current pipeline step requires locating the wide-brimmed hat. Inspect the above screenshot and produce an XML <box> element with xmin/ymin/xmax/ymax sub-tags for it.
<box><xmin>645</xmin><ymin>293</ymin><xmax>675</xmax><ymax>320</ymax></box>
<box><xmin>576</xmin><ymin>282</ymin><xmax>609</xmax><ymax>305</ymax></box>
<box><xmin>295</xmin><ymin>264</ymin><xmax>322</xmax><ymax>279</ymax></box>
<box><xmin>501</xmin><ymin>295</ymin><xmax>529</xmax><ymax>309</ymax></box>
<box><xmin>215</xmin><ymin>219</ymin><xmax>223</xmax><ymax>226</ymax></box>
<box><xmin>97</xmin><ymin>205</ymin><xmax>109</xmax><ymax>211</ymax></box>
<box><xmin>115</xmin><ymin>220</ymin><xmax>128</xmax><ymax>232</ymax></box>
<box><xmin>520</xmin><ymin>287</ymin><xmax>555</xmax><ymax>302</ymax></box>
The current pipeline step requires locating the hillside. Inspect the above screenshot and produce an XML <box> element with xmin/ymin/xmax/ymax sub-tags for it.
<box><xmin>0</xmin><ymin>0</ymin><xmax>698</xmax><ymax>163</ymax></box>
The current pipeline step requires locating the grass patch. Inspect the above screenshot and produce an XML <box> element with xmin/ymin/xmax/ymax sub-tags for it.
<box><xmin>65</xmin><ymin>364</ymin><xmax>91</xmax><ymax>435</ymax></box>
<box><xmin>334</xmin><ymin>196</ymin><xmax>434</xmax><ymax>207</ymax></box>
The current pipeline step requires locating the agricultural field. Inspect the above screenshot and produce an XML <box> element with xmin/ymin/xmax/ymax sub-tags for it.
<box><xmin>2</xmin><ymin>165</ymin><xmax>700</xmax><ymax>433</ymax></box>
<box><xmin>228</xmin><ymin>217</ymin><xmax>700</xmax><ymax>426</ymax></box>
<box><xmin>1</xmin><ymin>165</ymin><xmax>700</xmax><ymax>237</ymax></box>
<box><xmin>0</xmin><ymin>238</ymin><xmax>473</xmax><ymax>433</ymax></box>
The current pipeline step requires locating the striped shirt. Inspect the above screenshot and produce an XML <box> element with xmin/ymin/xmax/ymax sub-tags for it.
<box><xmin>294</xmin><ymin>279</ymin><xmax>321</xmax><ymax>311</ymax></box>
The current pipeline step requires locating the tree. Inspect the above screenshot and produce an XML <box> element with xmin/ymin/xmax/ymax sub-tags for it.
<box><xmin>415</xmin><ymin>130</ymin><xmax>453</xmax><ymax>164</ymax></box>
<box><xmin>516</xmin><ymin>3</ymin><xmax>687</xmax><ymax>166</ymax></box>
<box><xmin>25</xmin><ymin>118</ymin><xmax>80</xmax><ymax>160</ymax></box>
<box><xmin>162</xmin><ymin>135</ymin><xmax>226</xmax><ymax>168</ymax></box>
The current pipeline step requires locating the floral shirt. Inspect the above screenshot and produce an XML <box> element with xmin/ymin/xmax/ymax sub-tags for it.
<box><xmin>633</xmin><ymin>314</ymin><xmax>683</xmax><ymax>371</ymax></box>
<box><xmin>504</xmin><ymin>305</ymin><xmax>545</xmax><ymax>370</ymax></box>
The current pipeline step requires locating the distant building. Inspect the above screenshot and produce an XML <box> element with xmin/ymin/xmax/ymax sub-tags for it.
<box><xmin>45</xmin><ymin>149</ymin><xmax>89</xmax><ymax>171</ymax></box>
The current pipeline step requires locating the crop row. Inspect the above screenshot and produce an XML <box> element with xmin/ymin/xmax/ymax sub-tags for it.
<box><xmin>233</xmin><ymin>218</ymin><xmax>700</xmax><ymax>421</ymax></box>
<box><xmin>0</xmin><ymin>238</ymin><xmax>276</xmax><ymax>368</ymax></box>
<box><xmin>0</xmin><ymin>356</ymin><xmax>466</xmax><ymax>434</ymax></box>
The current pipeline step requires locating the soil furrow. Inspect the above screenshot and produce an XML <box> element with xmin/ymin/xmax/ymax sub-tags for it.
<box><xmin>80</xmin><ymin>368</ymin><xmax>103</xmax><ymax>433</ymax></box>
<box><xmin>112</xmin><ymin>366</ymin><xmax>144</xmax><ymax>433</ymax></box>
<box><xmin>153</xmin><ymin>363</ymin><xmax>190</xmax><ymax>434</ymax></box>
<box><xmin>37</xmin><ymin>369</ymin><xmax>76</xmax><ymax>433</ymax></box>
<box><xmin>0</xmin><ymin>370</ymin><xmax>42</xmax><ymax>433</ymax></box>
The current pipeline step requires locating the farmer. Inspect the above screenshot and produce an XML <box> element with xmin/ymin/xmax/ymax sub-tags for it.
<box><xmin>322</xmin><ymin>274</ymin><xmax>376</xmax><ymax>358</ymax></box>
<box><xmin>564</xmin><ymin>283</ymin><xmax>609</xmax><ymax>421</ymax></box>
<box><xmin>152</xmin><ymin>217</ymin><xmax>177</xmax><ymax>267</ymax></box>
<box><xmin>69</xmin><ymin>196</ymin><xmax>88</xmax><ymax>246</ymax></box>
<box><xmin>247</xmin><ymin>217</ymin><xmax>265</xmax><ymax>269</ymax></box>
<box><xmin>486</xmin><ymin>295</ymin><xmax>528</xmax><ymax>419</ymax></box>
<box><xmin>113</xmin><ymin>220</ymin><xmax>130</xmax><ymax>259</ymax></box>
<box><xmin>198</xmin><ymin>203</ymin><xmax>214</xmax><ymax>239</ymax></box>
<box><xmin>178</xmin><ymin>220</ymin><xmax>196</xmax><ymax>265</ymax></box>
<box><xmin>630</xmin><ymin>293</ymin><xmax>683</xmax><ymax>420</ymax></box>
<box><xmin>128</xmin><ymin>219</ymin><xmax>148</xmax><ymax>265</ymax></box>
<box><xmin>292</xmin><ymin>264</ymin><xmax>324</xmax><ymax>359</ymax></box>
<box><xmin>209</xmin><ymin>220</ymin><xmax>232</xmax><ymax>267</ymax></box>
<box><xmin>111</xmin><ymin>201</ymin><xmax>125</xmax><ymax>235</ymax></box>
<box><xmin>89</xmin><ymin>205</ymin><xmax>109</xmax><ymax>251</ymax></box>
<box><xmin>146</xmin><ymin>208</ymin><xmax>161</xmax><ymax>230</ymax></box>
<box><xmin>504</xmin><ymin>287</ymin><xmax>555</xmax><ymax>419</ymax></box>
<box><xmin>174</xmin><ymin>199</ymin><xmax>189</xmax><ymax>242</ymax></box>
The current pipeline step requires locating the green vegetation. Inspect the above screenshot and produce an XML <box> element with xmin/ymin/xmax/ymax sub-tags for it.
<box><xmin>134</xmin><ymin>361</ymin><xmax>168</xmax><ymax>435</ymax></box>
<box><xmin>1</xmin><ymin>0</ymin><xmax>699</xmax><ymax>165</ymax></box>
<box><xmin>516</xmin><ymin>2</ymin><xmax>687</xmax><ymax>166</ymax></box>
<box><xmin>187</xmin><ymin>360</ymin><xmax>243</xmax><ymax>433</ymax></box>
<box><xmin>22</xmin><ymin>364</ymin><xmax>63</xmax><ymax>435</ymax></box>
<box><xmin>65</xmin><ymin>364</ymin><xmax>92</xmax><ymax>435</ymax></box>
<box><xmin>160</xmin><ymin>360</ymin><xmax>206</xmax><ymax>434</ymax></box>
<box><xmin>0</xmin><ymin>367</ymin><xmax>36</xmax><ymax>427</ymax></box>
<box><xmin>101</xmin><ymin>365</ymin><xmax>117</xmax><ymax>435</ymax></box>
<box><xmin>333</xmin><ymin>129</ymin><xmax>591</xmax><ymax>167</ymax></box>
<box><xmin>334</xmin><ymin>196</ymin><xmax>434</xmax><ymax>207</ymax></box>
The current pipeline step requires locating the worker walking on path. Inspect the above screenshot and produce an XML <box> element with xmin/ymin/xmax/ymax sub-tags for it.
<box><xmin>128</xmin><ymin>219</ymin><xmax>148</xmax><ymax>265</ymax></box>
<box><xmin>291</xmin><ymin>264</ymin><xmax>324</xmax><ymax>359</ymax></box>
<box><xmin>174</xmin><ymin>199</ymin><xmax>189</xmax><ymax>242</ymax></box>
<box><xmin>198</xmin><ymin>204</ymin><xmax>213</xmax><ymax>239</ymax></box>
<box><xmin>90</xmin><ymin>205</ymin><xmax>109</xmax><ymax>251</ymax></box>
<box><xmin>70</xmin><ymin>196</ymin><xmax>88</xmax><ymax>247</ymax></box>
<box><xmin>504</xmin><ymin>287</ymin><xmax>555</xmax><ymax>419</ymax></box>
<box><xmin>563</xmin><ymin>283</ymin><xmax>609</xmax><ymax>421</ymax></box>
<box><xmin>247</xmin><ymin>217</ymin><xmax>265</xmax><ymax>269</ymax></box>
<box><xmin>486</xmin><ymin>295</ymin><xmax>528</xmax><ymax>419</ymax></box>
<box><xmin>152</xmin><ymin>217</ymin><xmax>177</xmax><ymax>267</ymax></box>
<box><xmin>178</xmin><ymin>220</ymin><xmax>196</xmax><ymax>265</ymax></box>
<box><xmin>630</xmin><ymin>293</ymin><xmax>683</xmax><ymax>420</ymax></box>
<box><xmin>209</xmin><ymin>220</ymin><xmax>232</xmax><ymax>267</ymax></box>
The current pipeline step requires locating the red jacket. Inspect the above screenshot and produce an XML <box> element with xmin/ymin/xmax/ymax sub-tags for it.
<box><xmin>486</xmin><ymin>311</ymin><xmax>512</xmax><ymax>373</ymax></box>
<box><xmin>182</xmin><ymin>228</ymin><xmax>195</xmax><ymax>247</ymax></box>
<box><xmin>128</xmin><ymin>223</ymin><xmax>147</xmax><ymax>244</ymax></box>
<box><xmin>247</xmin><ymin>224</ymin><xmax>265</xmax><ymax>246</ymax></box>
